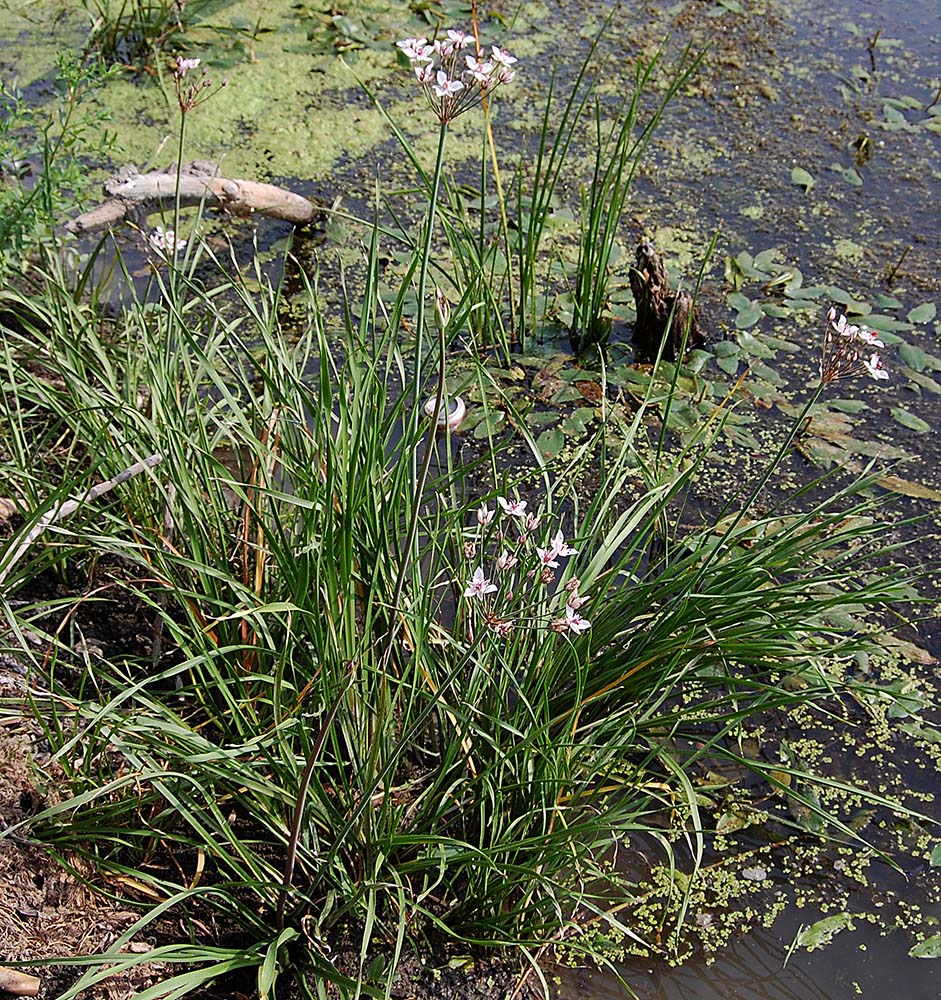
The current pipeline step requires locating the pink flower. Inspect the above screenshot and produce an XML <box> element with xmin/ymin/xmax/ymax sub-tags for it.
<box><xmin>498</xmin><ymin>496</ymin><xmax>528</xmax><ymax>517</ymax></box>
<box><xmin>446</xmin><ymin>29</ymin><xmax>471</xmax><ymax>49</ymax></box>
<box><xmin>563</xmin><ymin>605</ymin><xmax>591</xmax><ymax>634</ymax></box>
<box><xmin>863</xmin><ymin>353</ymin><xmax>890</xmax><ymax>381</ymax></box>
<box><xmin>566</xmin><ymin>592</ymin><xmax>588</xmax><ymax>611</ymax></box>
<box><xmin>175</xmin><ymin>56</ymin><xmax>201</xmax><ymax>78</ymax></box>
<box><xmin>465</xmin><ymin>54</ymin><xmax>494</xmax><ymax>82</ymax></box>
<box><xmin>433</xmin><ymin>71</ymin><xmax>464</xmax><ymax>98</ymax></box>
<box><xmin>464</xmin><ymin>566</ymin><xmax>497</xmax><ymax>599</ymax></box>
<box><xmin>491</xmin><ymin>45</ymin><xmax>517</xmax><ymax>67</ymax></box>
<box><xmin>477</xmin><ymin>503</ymin><xmax>495</xmax><ymax>527</ymax></box>
<box><xmin>496</xmin><ymin>550</ymin><xmax>518</xmax><ymax>571</ymax></box>
<box><xmin>537</xmin><ymin>545</ymin><xmax>560</xmax><ymax>569</ymax></box>
<box><xmin>397</xmin><ymin>37</ymin><xmax>433</xmax><ymax>62</ymax></box>
<box><xmin>857</xmin><ymin>327</ymin><xmax>885</xmax><ymax>348</ymax></box>
<box><xmin>549</xmin><ymin>530</ymin><xmax>578</xmax><ymax>557</ymax></box>
<box><xmin>414</xmin><ymin>63</ymin><xmax>435</xmax><ymax>85</ymax></box>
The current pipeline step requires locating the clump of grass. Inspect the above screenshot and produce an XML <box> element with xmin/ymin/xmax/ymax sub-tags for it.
<box><xmin>79</xmin><ymin>0</ymin><xmax>245</xmax><ymax>70</ymax></box>
<box><xmin>0</xmin><ymin>23</ymin><xmax>928</xmax><ymax>1000</ymax></box>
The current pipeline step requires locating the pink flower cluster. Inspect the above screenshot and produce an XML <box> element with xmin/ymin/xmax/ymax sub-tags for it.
<box><xmin>148</xmin><ymin>225</ymin><xmax>187</xmax><ymax>257</ymax></box>
<box><xmin>820</xmin><ymin>307</ymin><xmax>889</xmax><ymax>383</ymax></box>
<box><xmin>397</xmin><ymin>30</ymin><xmax>517</xmax><ymax>124</ymax></box>
<box><xmin>173</xmin><ymin>54</ymin><xmax>227</xmax><ymax>114</ymax></box>
<box><xmin>462</xmin><ymin>495</ymin><xmax>591</xmax><ymax>638</ymax></box>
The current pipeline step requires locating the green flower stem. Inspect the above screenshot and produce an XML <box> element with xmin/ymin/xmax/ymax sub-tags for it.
<box><xmin>380</xmin><ymin>121</ymin><xmax>449</xmax><ymax>668</ymax></box>
<box><xmin>413</xmin><ymin>121</ymin><xmax>449</xmax><ymax>392</ymax></box>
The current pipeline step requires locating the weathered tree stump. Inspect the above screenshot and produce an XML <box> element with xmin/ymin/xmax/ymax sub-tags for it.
<box><xmin>629</xmin><ymin>239</ymin><xmax>705</xmax><ymax>362</ymax></box>
<box><xmin>66</xmin><ymin>160</ymin><xmax>320</xmax><ymax>235</ymax></box>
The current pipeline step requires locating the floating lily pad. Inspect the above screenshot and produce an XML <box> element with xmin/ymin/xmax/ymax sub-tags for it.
<box><xmin>536</xmin><ymin>426</ymin><xmax>565</xmax><ymax>459</ymax></box>
<box><xmin>526</xmin><ymin>411</ymin><xmax>560</xmax><ymax>429</ymax></box>
<box><xmin>875</xmin><ymin>475</ymin><xmax>941</xmax><ymax>502</ymax></box>
<box><xmin>907</xmin><ymin>302</ymin><xmax>937</xmax><ymax>324</ymax></box>
<box><xmin>473</xmin><ymin>410</ymin><xmax>505</xmax><ymax>439</ymax></box>
<box><xmin>898</xmin><ymin>341</ymin><xmax>928</xmax><ymax>372</ymax></box>
<box><xmin>736</xmin><ymin>330</ymin><xmax>775</xmax><ymax>358</ymax></box>
<box><xmin>796</xmin><ymin>913</ymin><xmax>856</xmax><ymax>951</ymax></box>
<box><xmin>872</xmin><ymin>293</ymin><xmax>904</xmax><ymax>310</ymax></box>
<box><xmin>551</xmin><ymin>384</ymin><xmax>585</xmax><ymax>404</ymax></box>
<box><xmin>904</xmin><ymin>369</ymin><xmax>941</xmax><ymax>394</ymax></box>
<box><xmin>735</xmin><ymin>300</ymin><xmax>764</xmax><ymax>329</ymax></box>
<box><xmin>865</xmin><ymin>313</ymin><xmax>914</xmax><ymax>333</ymax></box>
<box><xmin>790</xmin><ymin>166</ymin><xmax>815</xmax><ymax>192</ymax></box>
<box><xmin>910</xmin><ymin>935</ymin><xmax>941</xmax><ymax>959</ymax></box>
<box><xmin>829</xmin><ymin>398</ymin><xmax>869</xmax><ymax>414</ymax></box>
<box><xmin>890</xmin><ymin>407</ymin><xmax>931</xmax><ymax>433</ymax></box>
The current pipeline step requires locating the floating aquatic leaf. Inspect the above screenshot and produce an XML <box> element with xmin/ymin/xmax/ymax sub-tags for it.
<box><xmin>550</xmin><ymin>384</ymin><xmax>584</xmax><ymax>404</ymax></box>
<box><xmin>750</xmin><ymin>362</ymin><xmax>785</xmax><ymax>386</ymax></box>
<box><xmin>829</xmin><ymin>163</ymin><xmax>863</xmax><ymax>186</ymax></box>
<box><xmin>910</xmin><ymin>935</ymin><xmax>941</xmax><ymax>959</ymax></box>
<box><xmin>890</xmin><ymin>407</ymin><xmax>931</xmax><ymax>433</ymax></box>
<box><xmin>931</xmin><ymin>842</ymin><xmax>941</xmax><ymax>866</ymax></box>
<box><xmin>872</xmin><ymin>293</ymin><xmax>904</xmax><ymax>310</ymax></box>
<box><xmin>796</xmin><ymin>913</ymin><xmax>856</xmax><ymax>951</ymax></box>
<box><xmin>898</xmin><ymin>341</ymin><xmax>928</xmax><ymax>372</ymax></box>
<box><xmin>752</xmin><ymin>247</ymin><xmax>782</xmax><ymax>272</ymax></box>
<box><xmin>864</xmin><ymin>313</ymin><xmax>914</xmax><ymax>333</ymax></box>
<box><xmin>526</xmin><ymin>411</ymin><xmax>559</xmax><ymax>429</ymax></box>
<box><xmin>829</xmin><ymin>398</ymin><xmax>869</xmax><ymax>414</ymax></box>
<box><xmin>735</xmin><ymin>300</ymin><xmax>764</xmax><ymax>329</ymax></box>
<box><xmin>882</xmin><ymin>103</ymin><xmax>909</xmax><ymax>130</ymax></box>
<box><xmin>825</xmin><ymin>285</ymin><xmax>852</xmax><ymax>304</ymax></box>
<box><xmin>741</xmin><ymin>866</ymin><xmax>768</xmax><ymax>881</ymax></box>
<box><xmin>724</xmin><ymin>255</ymin><xmax>747</xmax><ymax>290</ymax></box>
<box><xmin>790</xmin><ymin>166</ymin><xmax>815</xmax><ymax>192</ymax></box>
<box><xmin>903</xmin><ymin>369</ymin><xmax>941</xmax><ymax>394</ymax></box>
<box><xmin>784</xmin><ymin>284</ymin><xmax>828</xmax><ymax>300</ymax></box>
<box><xmin>907</xmin><ymin>301</ymin><xmax>937</xmax><ymax>324</ymax></box>
<box><xmin>762</xmin><ymin>303</ymin><xmax>791</xmax><ymax>318</ymax></box>
<box><xmin>736</xmin><ymin>330</ymin><xmax>775</xmax><ymax>358</ymax></box>
<box><xmin>562</xmin><ymin>408</ymin><xmax>596</xmax><ymax>437</ymax></box>
<box><xmin>473</xmin><ymin>410</ymin><xmax>505</xmax><ymax>439</ymax></box>
<box><xmin>715</xmin><ymin>807</ymin><xmax>751</xmax><ymax>835</ymax></box>
<box><xmin>685</xmin><ymin>349</ymin><xmax>712</xmax><ymax>374</ymax></box>
<box><xmin>536</xmin><ymin>426</ymin><xmax>565</xmax><ymax>459</ymax></box>
<box><xmin>727</xmin><ymin>291</ymin><xmax>753</xmax><ymax>312</ymax></box>
<box><xmin>899</xmin><ymin>723</ymin><xmax>941</xmax><ymax>745</ymax></box>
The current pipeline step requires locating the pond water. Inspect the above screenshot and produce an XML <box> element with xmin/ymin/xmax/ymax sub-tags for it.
<box><xmin>2</xmin><ymin>0</ymin><xmax>941</xmax><ymax>996</ymax></box>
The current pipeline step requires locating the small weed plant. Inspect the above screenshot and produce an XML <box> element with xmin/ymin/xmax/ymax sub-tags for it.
<box><xmin>0</xmin><ymin>19</ymin><xmax>924</xmax><ymax>1000</ymax></box>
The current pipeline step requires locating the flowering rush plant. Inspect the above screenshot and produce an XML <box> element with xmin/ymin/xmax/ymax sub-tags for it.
<box><xmin>460</xmin><ymin>495</ymin><xmax>591</xmax><ymax>638</ymax></box>
<box><xmin>397</xmin><ymin>30</ymin><xmax>517</xmax><ymax>124</ymax></box>
<box><xmin>820</xmin><ymin>306</ymin><xmax>890</xmax><ymax>384</ymax></box>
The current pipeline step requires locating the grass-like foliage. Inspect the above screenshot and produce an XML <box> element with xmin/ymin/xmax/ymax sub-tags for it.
<box><xmin>0</xmin><ymin>56</ymin><xmax>115</xmax><ymax>274</ymax></box>
<box><xmin>79</xmin><ymin>0</ymin><xmax>243</xmax><ymax>69</ymax></box>
<box><xmin>0</xmin><ymin>18</ymin><xmax>926</xmax><ymax>1000</ymax></box>
<box><xmin>0</xmin><ymin>241</ymin><xmax>919</xmax><ymax>997</ymax></box>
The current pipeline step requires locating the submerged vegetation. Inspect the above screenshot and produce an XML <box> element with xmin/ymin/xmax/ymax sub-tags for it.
<box><xmin>0</xmin><ymin>2</ymin><xmax>940</xmax><ymax>999</ymax></box>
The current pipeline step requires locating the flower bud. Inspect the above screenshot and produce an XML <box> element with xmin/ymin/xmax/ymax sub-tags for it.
<box><xmin>434</xmin><ymin>287</ymin><xmax>451</xmax><ymax>333</ymax></box>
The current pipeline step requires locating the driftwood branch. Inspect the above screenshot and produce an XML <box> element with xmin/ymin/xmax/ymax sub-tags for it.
<box><xmin>0</xmin><ymin>454</ymin><xmax>163</xmax><ymax>585</ymax></box>
<box><xmin>0</xmin><ymin>966</ymin><xmax>40</xmax><ymax>997</ymax></box>
<box><xmin>630</xmin><ymin>239</ymin><xmax>705</xmax><ymax>362</ymax></box>
<box><xmin>66</xmin><ymin>161</ymin><xmax>319</xmax><ymax>235</ymax></box>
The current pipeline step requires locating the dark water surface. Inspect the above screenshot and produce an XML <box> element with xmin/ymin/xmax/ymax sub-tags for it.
<box><xmin>554</xmin><ymin>0</ymin><xmax>941</xmax><ymax>995</ymax></box>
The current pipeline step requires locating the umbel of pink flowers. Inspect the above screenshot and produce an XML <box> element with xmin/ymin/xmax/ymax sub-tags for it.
<box><xmin>820</xmin><ymin>306</ymin><xmax>889</xmax><ymax>383</ymax></box>
<box><xmin>397</xmin><ymin>30</ymin><xmax>517</xmax><ymax>124</ymax></box>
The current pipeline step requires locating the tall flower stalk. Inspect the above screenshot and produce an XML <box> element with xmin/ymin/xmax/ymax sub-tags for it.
<box><xmin>390</xmin><ymin>30</ymin><xmax>519</xmax><ymax>600</ymax></box>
